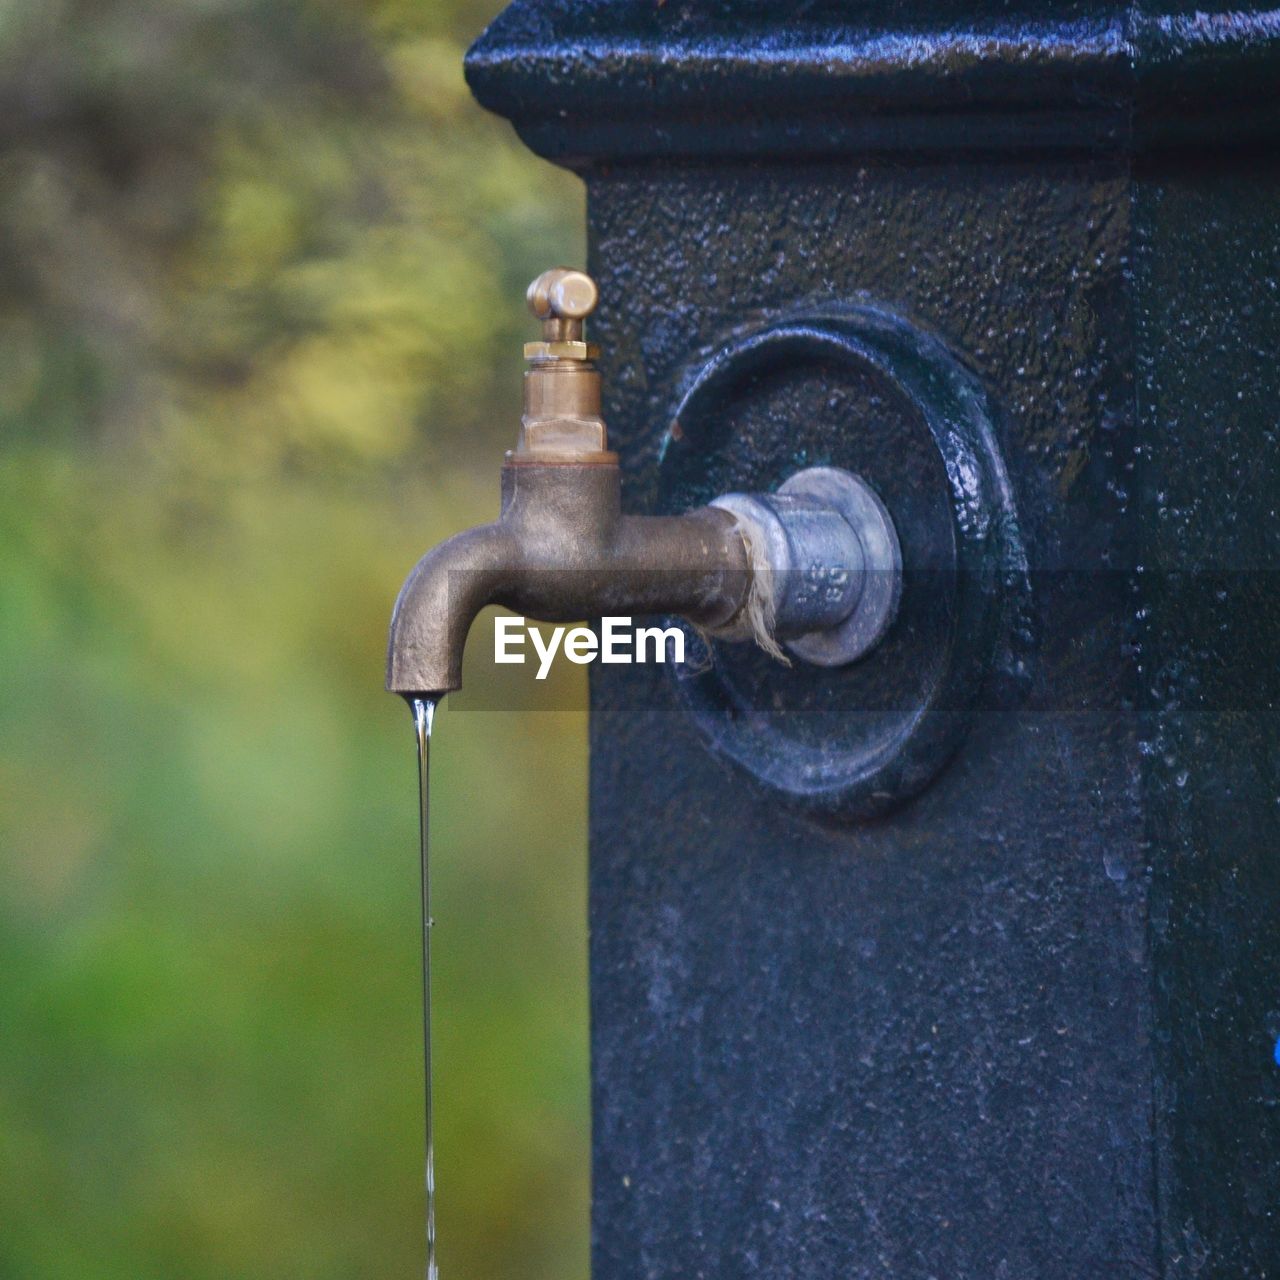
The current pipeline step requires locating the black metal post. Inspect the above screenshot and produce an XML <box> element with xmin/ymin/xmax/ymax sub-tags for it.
<box><xmin>467</xmin><ymin>5</ymin><xmax>1280</xmax><ymax>1275</ymax></box>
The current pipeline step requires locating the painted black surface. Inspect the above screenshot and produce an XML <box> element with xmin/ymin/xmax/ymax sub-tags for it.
<box><xmin>1136</xmin><ymin>159</ymin><xmax>1280</xmax><ymax>1277</ymax></box>
<box><xmin>466</xmin><ymin>4</ymin><xmax>1280</xmax><ymax>1276</ymax></box>
<box><xmin>662</xmin><ymin>307</ymin><xmax>1029</xmax><ymax>820</ymax></box>
<box><xmin>466</xmin><ymin>2</ymin><xmax>1280</xmax><ymax>162</ymax></box>
<box><xmin>586</xmin><ymin>158</ymin><xmax>1151</xmax><ymax>1279</ymax></box>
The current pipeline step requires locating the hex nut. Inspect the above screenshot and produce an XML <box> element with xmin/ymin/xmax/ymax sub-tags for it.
<box><xmin>523</xmin><ymin>340</ymin><xmax>601</xmax><ymax>362</ymax></box>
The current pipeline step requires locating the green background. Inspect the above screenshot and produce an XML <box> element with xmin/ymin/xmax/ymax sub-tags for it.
<box><xmin>0</xmin><ymin>2</ymin><xmax>589</xmax><ymax>1276</ymax></box>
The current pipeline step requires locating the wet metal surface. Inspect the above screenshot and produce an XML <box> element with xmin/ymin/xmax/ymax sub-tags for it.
<box><xmin>467</xmin><ymin>2</ymin><xmax>1280</xmax><ymax>161</ymax></box>
<box><xmin>586</xmin><ymin>157</ymin><xmax>1149</xmax><ymax>1279</ymax></box>
<box><xmin>466</xmin><ymin>4</ymin><xmax>1280</xmax><ymax>1276</ymax></box>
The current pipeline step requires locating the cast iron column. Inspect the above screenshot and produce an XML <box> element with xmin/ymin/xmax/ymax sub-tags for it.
<box><xmin>468</xmin><ymin>5</ymin><xmax>1280</xmax><ymax>1276</ymax></box>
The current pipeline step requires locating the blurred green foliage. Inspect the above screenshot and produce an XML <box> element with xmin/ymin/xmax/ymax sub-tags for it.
<box><xmin>0</xmin><ymin>2</ymin><xmax>588</xmax><ymax>1278</ymax></box>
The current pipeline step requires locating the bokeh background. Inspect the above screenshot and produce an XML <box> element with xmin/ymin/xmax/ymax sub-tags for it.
<box><xmin>0</xmin><ymin>2</ymin><xmax>589</xmax><ymax>1277</ymax></box>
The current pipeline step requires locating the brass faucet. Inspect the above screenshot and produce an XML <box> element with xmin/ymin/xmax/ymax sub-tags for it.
<box><xmin>386</xmin><ymin>269</ymin><xmax>902</xmax><ymax>697</ymax></box>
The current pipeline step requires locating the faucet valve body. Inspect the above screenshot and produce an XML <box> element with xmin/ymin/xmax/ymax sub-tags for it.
<box><xmin>517</xmin><ymin>268</ymin><xmax>612</xmax><ymax>463</ymax></box>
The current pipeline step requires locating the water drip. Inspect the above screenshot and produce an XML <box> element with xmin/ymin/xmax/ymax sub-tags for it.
<box><xmin>410</xmin><ymin>695</ymin><xmax>440</xmax><ymax>1280</ymax></box>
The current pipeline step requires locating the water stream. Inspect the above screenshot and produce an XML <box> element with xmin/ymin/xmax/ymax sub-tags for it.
<box><xmin>410</xmin><ymin>695</ymin><xmax>440</xmax><ymax>1280</ymax></box>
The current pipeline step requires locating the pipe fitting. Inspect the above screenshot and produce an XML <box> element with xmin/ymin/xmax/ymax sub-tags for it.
<box><xmin>710</xmin><ymin>467</ymin><xmax>902</xmax><ymax>666</ymax></box>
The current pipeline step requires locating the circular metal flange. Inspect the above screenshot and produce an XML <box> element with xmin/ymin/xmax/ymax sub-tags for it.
<box><xmin>659</xmin><ymin>305</ymin><xmax>1031</xmax><ymax>823</ymax></box>
<box><xmin>779</xmin><ymin>467</ymin><xmax>902</xmax><ymax>667</ymax></box>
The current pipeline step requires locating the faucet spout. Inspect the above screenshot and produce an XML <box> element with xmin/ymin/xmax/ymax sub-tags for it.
<box><xmin>386</xmin><ymin>519</ymin><xmax>521</xmax><ymax>696</ymax></box>
<box><xmin>386</xmin><ymin>460</ymin><xmax>753</xmax><ymax>696</ymax></box>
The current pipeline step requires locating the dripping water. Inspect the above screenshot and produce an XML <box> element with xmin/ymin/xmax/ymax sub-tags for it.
<box><xmin>411</xmin><ymin>695</ymin><xmax>441</xmax><ymax>1280</ymax></box>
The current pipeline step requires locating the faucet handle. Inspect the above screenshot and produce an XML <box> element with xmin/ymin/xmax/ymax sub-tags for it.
<box><xmin>527</xmin><ymin>268</ymin><xmax>598</xmax><ymax>323</ymax></box>
<box><xmin>524</xmin><ymin>268</ymin><xmax>601</xmax><ymax>364</ymax></box>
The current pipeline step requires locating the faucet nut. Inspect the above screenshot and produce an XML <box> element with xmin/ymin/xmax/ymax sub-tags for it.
<box><xmin>523</xmin><ymin>339</ymin><xmax>601</xmax><ymax>362</ymax></box>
